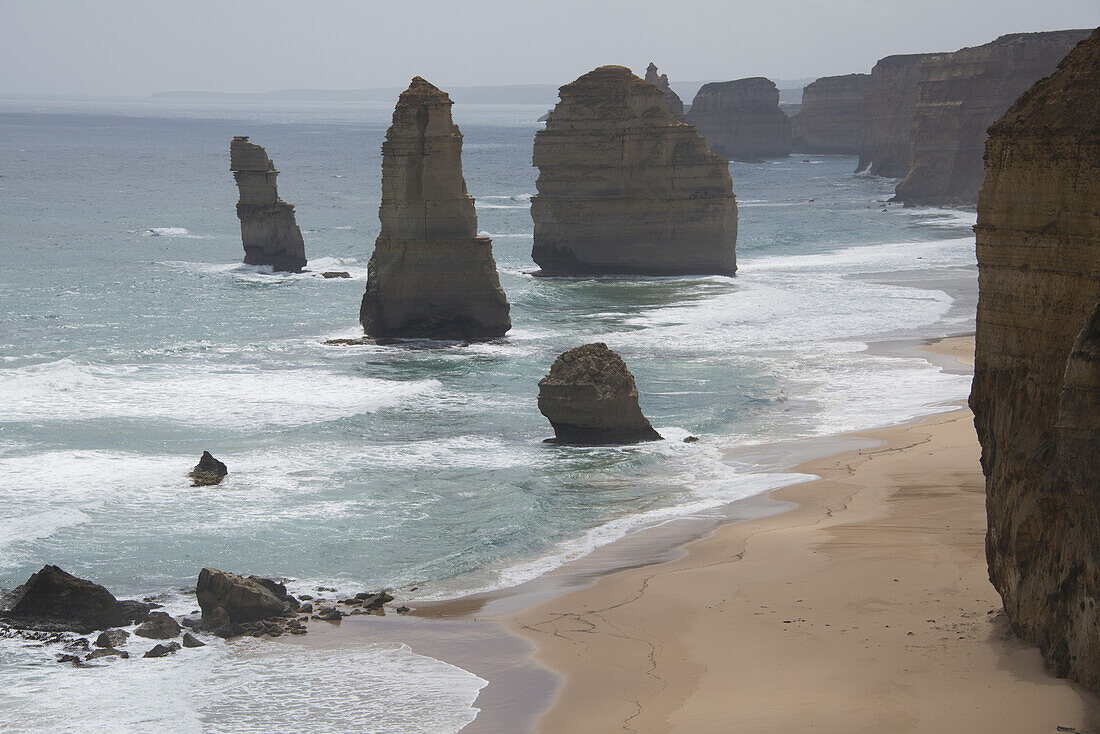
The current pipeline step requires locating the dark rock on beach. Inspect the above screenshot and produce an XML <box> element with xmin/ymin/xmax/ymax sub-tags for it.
<box><xmin>321</xmin><ymin>271</ymin><xmax>351</xmax><ymax>278</ymax></box>
<box><xmin>538</xmin><ymin>343</ymin><xmax>662</xmax><ymax>445</ymax></box>
<box><xmin>2</xmin><ymin>565</ymin><xmax>132</xmax><ymax>634</ymax></box>
<box><xmin>181</xmin><ymin>632</ymin><xmax>205</xmax><ymax>648</ymax></box>
<box><xmin>86</xmin><ymin>647</ymin><xmax>129</xmax><ymax>661</ymax></box>
<box><xmin>134</xmin><ymin>611</ymin><xmax>181</xmax><ymax>640</ymax></box>
<box><xmin>196</xmin><ymin>568</ymin><xmax>286</xmax><ymax>624</ymax></box>
<box><xmin>143</xmin><ymin>643</ymin><xmax>177</xmax><ymax>658</ymax></box>
<box><xmin>94</xmin><ymin>629</ymin><xmax>130</xmax><ymax>648</ymax></box>
<box><xmin>189</xmin><ymin>451</ymin><xmax>227</xmax><ymax>487</ymax></box>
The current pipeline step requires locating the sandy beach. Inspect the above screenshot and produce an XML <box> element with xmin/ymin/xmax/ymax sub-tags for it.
<box><xmin>498</xmin><ymin>336</ymin><xmax>1100</xmax><ymax>733</ymax></box>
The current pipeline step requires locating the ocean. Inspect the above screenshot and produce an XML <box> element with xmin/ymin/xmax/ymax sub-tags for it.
<box><xmin>0</xmin><ymin>96</ymin><xmax>976</xmax><ymax>732</ymax></box>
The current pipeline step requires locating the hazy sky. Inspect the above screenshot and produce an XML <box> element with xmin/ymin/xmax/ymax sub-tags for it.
<box><xmin>1</xmin><ymin>0</ymin><xmax>1096</xmax><ymax>97</ymax></box>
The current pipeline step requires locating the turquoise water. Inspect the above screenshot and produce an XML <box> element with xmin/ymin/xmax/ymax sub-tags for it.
<box><xmin>0</xmin><ymin>97</ymin><xmax>976</xmax><ymax>731</ymax></box>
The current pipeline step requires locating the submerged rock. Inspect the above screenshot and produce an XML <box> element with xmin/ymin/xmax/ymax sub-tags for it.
<box><xmin>94</xmin><ymin>629</ymin><xmax>130</xmax><ymax>648</ymax></box>
<box><xmin>644</xmin><ymin>62</ymin><xmax>685</xmax><ymax>119</ymax></box>
<box><xmin>686</xmin><ymin>77</ymin><xmax>793</xmax><ymax>161</ymax></box>
<box><xmin>142</xmin><ymin>643</ymin><xmax>177</xmax><ymax>659</ymax></box>
<box><xmin>230</xmin><ymin>136</ymin><xmax>307</xmax><ymax>273</ymax></box>
<box><xmin>189</xmin><ymin>451</ymin><xmax>227</xmax><ymax>487</ymax></box>
<box><xmin>2</xmin><ymin>565</ymin><xmax>132</xmax><ymax>634</ymax></box>
<box><xmin>181</xmin><ymin>632</ymin><xmax>206</xmax><ymax>648</ymax></box>
<box><xmin>195</xmin><ymin>568</ymin><xmax>287</xmax><ymax>625</ymax></box>
<box><xmin>538</xmin><ymin>343</ymin><xmax>661</xmax><ymax>445</ymax></box>
<box><xmin>531</xmin><ymin>65</ymin><xmax>737</xmax><ymax>276</ymax></box>
<box><xmin>971</xmin><ymin>27</ymin><xmax>1100</xmax><ymax>692</ymax></box>
<box><xmin>86</xmin><ymin>647</ymin><xmax>129</xmax><ymax>661</ymax></box>
<box><xmin>359</xmin><ymin>77</ymin><xmax>511</xmax><ymax>341</ymax></box>
<box><xmin>321</xmin><ymin>271</ymin><xmax>351</xmax><ymax>279</ymax></box>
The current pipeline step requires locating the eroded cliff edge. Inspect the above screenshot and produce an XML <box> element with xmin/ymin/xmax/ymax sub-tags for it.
<box><xmin>531</xmin><ymin>65</ymin><xmax>737</xmax><ymax>276</ymax></box>
<box><xmin>856</xmin><ymin>53</ymin><xmax>939</xmax><ymax>177</ymax></box>
<box><xmin>645</xmin><ymin>63</ymin><xmax>685</xmax><ymax>120</ymax></box>
<box><xmin>686</xmin><ymin>77</ymin><xmax>792</xmax><ymax>161</ymax></box>
<box><xmin>895</xmin><ymin>29</ymin><xmax>1091</xmax><ymax>207</ymax></box>
<box><xmin>230</xmin><ymin>137</ymin><xmax>307</xmax><ymax>273</ymax></box>
<box><xmin>971</xmin><ymin>27</ymin><xmax>1100</xmax><ymax>691</ymax></box>
<box><xmin>359</xmin><ymin>77</ymin><xmax>511</xmax><ymax>340</ymax></box>
<box><xmin>791</xmin><ymin>73</ymin><xmax>870</xmax><ymax>155</ymax></box>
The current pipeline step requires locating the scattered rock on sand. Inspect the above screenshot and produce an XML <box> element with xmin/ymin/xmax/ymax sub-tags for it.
<box><xmin>195</xmin><ymin>568</ymin><xmax>286</xmax><ymax>624</ymax></box>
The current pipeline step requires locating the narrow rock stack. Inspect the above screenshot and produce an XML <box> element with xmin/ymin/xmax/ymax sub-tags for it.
<box><xmin>791</xmin><ymin>73</ymin><xmax>870</xmax><ymax>155</ymax></box>
<box><xmin>359</xmin><ymin>77</ymin><xmax>511</xmax><ymax>340</ymax></box>
<box><xmin>971</xmin><ymin>27</ymin><xmax>1099</xmax><ymax>692</ymax></box>
<box><xmin>538</xmin><ymin>343</ymin><xmax>661</xmax><ymax>445</ymax></box>
<box><xmin>686</xmin><ymin>77</ymin><xmax>793</xmax><ymax>161</ymax></box>
<box><xmin>895</xmin><ymin>29</ymin><xmax>1091</xmax><ymax>206</ymax></box>
<box><xmin>856</xmin><ymin>53</ymin><xmax>940</xmax><ymax>177</ymax></box>
<box><xmin>644</xmin><ymin>62</ymin><xmax>685</xmax><ymax>119</ymax></box>
<box><xmin>230</xmin><ymin>137</ymin><xmax>307</xmax><ymax>272</ymax></box>
<box><xmin>531</xmin><ymin>65</ymin><xmax>737</xmax><ymax>276</ymax></box>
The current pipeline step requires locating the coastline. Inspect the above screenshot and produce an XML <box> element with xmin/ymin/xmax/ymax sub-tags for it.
<box><xmin>496</xmin><ymin>335</ymin><xmax>1100</xmax><ymax>732</ymax></box>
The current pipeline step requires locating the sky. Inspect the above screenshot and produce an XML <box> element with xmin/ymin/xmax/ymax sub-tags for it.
<box><xmin>0</xmin><ymin>0</ymin><xmax>1097</xmax><ymax>97</ymax></box>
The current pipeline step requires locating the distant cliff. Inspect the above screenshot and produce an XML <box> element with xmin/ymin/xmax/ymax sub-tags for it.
<box><xmin>791</xmin><ymin>73</ymin><xmax>870</xmax><ymax>155</ymax></box>
<box><xmin>856</xmin><ymin>53</ymin><xmax>939</xmax><ymax>177</ymax></box>
<box><xmin>971</xmin><ymin>27</ymin><xmax>1099</xmax><ymax>691</ymax></box>
<box><xmin>686</xmin><ymin>77</ymin><xmax>793</xmax><ymax>161</ymax></box>
<box><xmin>895</xmin><ymin>29</ymin><xmax>1091</xmax><ymax>206</ymax></box>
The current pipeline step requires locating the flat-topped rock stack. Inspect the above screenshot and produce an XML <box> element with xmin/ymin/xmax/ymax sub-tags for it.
<box><xmin>686</xmin><ymin>77</ymin><xmax>793</xmax><ymax>161</ymax></box>
<box><xmin>359</xmin><ymin>77</ymin><xmax>511</xmax><ymax>340</ymax></box>
<box><xmin>894</xmin><ymin>29</ymin><xmax>1091</xmax><ymax>206</ymax></box>
<box><xmin>791</xmin><ymin>73</ymin><xmax>870</xmax><ymax>155</ymax></box>
<box><xmin>645</xmin><ymin>62</ymin><xmax>685</xmax><ymax>119</ymax></box>
<box><xmin>855</xmin><ymin>53</ymin><xmax>940</xmax><ymax>177</ymax></box>
<box><xmin>531</xmin><ymin>65</ymin><xmax>737</xmax><ymax>276</ymax></box>
<box><xmin>230</xmin><ymin>137</ymin><xmax>307</xmax><ymax>273</ymax></box>
<box><xmin>971</xmin><ymin>27</ymin><xmax>1100</xmax><ymax>692</ymax></box>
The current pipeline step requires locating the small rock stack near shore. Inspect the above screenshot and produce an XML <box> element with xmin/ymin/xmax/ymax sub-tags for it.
<box><xmin>230</xmin><ymin>137</ymin><xmax>307</xmax><ymax>273</ymax></box>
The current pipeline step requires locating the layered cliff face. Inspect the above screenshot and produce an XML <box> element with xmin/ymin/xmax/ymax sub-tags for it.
<box><xmin>856</xmin><ymin>53</ymin><xmax>940</xmax><ymax>177</ymax></box>
<box><xmin>230</xmin><ymin>137</ymin><xmax>307</xmax><ymax>272</ymax></box>
<box><xmin>791</xmin><ymin>73</ymin><xmax>870</xmax><ymax>155</ymax></box>
<box><xmin>359</xmin><ymin>77</ymin><xmax>511</xmax><ymax>340</ymax></box>
<box><xmin>895</xmin><ymin>29</ymin><xmax>1091</xmax><ymax>207</ymax></box>
<box><xmin>644</xmin><ymin>62</ymin><xmax>685</xmax><ymax>120</ymax></box>
<box><xmin>971</xmin><ymin>27</ymin><xmax>1100</xmax><ymax>691</ymax></box>
<box><xmin>538</xmin><ymin>342</ymin><xmax>661</xmax><ymax>444</ymax></box>
<box><xmin>686</xmin><ymin>77</ymin><xmax>792</xmax><ymax>161</ymax></box>
<box><xmin>531</xmin><ymin>65</ymin><xmax>737</xmax><ymax>276</ymax></box>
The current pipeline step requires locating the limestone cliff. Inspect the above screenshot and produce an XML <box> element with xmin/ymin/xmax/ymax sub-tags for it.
<box><xmin>686</xmin><ymin>77</ymin><xmax>792</xmax><ymax>161</ymax></box>
<box><xmin>856</xmin><ymin>53</ymin><xmax>940</xmax><ymax>177</ymax></box>
<box><xmin>791</xmin><ymin>73</ymin><xmax>870</xmax><ymax>155</ymax></box>
<box><xmin>538</xmin><ymin>342</ymin><xmax>661</xmax><ymax>444</ymax></box>
<box><xmin>971</xmin><ymin>27</ymin><xmax>1100</xmax><ymax>691</ymax></box>
<box><xmin>531</xmin><ymin>65</ymin><xmax>737</xmax><ymax>276</ymax></box>
<box><xmin>645</xmin><ymin>62</ymin><xmax>685</xmax><ymax>120</ymax></box>
<box><xmin>895</xmin><ymin>29</ymin><xmax>1091</xmax><ymax>206</ymax></box>
<box><xmin>230</xmin><ymin>137</ymin><xmax>307</xmax><ymax>272</ymax></box>
<box><xmin>359</xmin><ymin>77</ymin><xmax>511</xmax><ymax>340</ymax></box>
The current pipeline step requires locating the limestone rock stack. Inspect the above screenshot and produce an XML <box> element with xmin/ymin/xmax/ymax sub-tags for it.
<box><xmin>538</xmin><ymin>343</ymin><xmax>661</xmax><ymax>444</ymax></box>
<box><xmin>359</xmin><ymin>77</ymin><xmax>511</xmax><ymax>340</ymax></box>
<box><xmin>856</xmin><ymin>53</ymin><xmax>940</xmax><ymax>177</ymax></box>
<box><xmin>531</xmin><ymin>65</ymin><xmax>737</xmax><ymax>276</ymax></box>
<box><xmin>791</xmin><ymin>73</ymin><xmax>870</xmax><ymax>155</ymax></box>
<box><xmin>970</xmin><ymin>27</ymin><xmax>1100</xmax><ymax>692</ymax></box>
<box><xmin>644</xmin><ymin>62</ymin><xmax>685</xmax><ymax>119</ymax></box>
<box><xmin>686</xmin><ymin>77</ymin><xmax>793</xmax><ymax>161</ymax></box>
<box><xmin>230</xmin><ymin>137</ymin><xmax>307</xmax><ymax>273</ymax></box>
<box><xmin>895</xmin><ymin>29</ymin><xmax>1091</xmax><ymax>206</ymax></box>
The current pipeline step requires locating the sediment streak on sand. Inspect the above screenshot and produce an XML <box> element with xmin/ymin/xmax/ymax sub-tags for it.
<box><xmin>501</xmin><ymin>337</ymin><xmax>1099</xmax><ymax>733</ymax></box>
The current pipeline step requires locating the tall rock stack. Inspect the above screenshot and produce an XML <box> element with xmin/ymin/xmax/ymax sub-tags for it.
<box><xmin>970</xmin><ymin>27</ymin><xmax>1099</xmax><ymax>692</ymax></box>
<box><xmin>791</xmin><ymin>73</ymin><xmax>870</xmax><ymax>155</ymax></box>
<box><xmin>531</xmin><ymin>65</ymin><xmax>737</xmax><ymax>277</ymax></box>
<box><xmin>856</xmin><ymin>53</ymin><xmax>940</xmax><ymax>177</ymax></box>
<box><xmin>644</xmin><ymin>62</ymin><xmax>685</xmax><ymax>120</ymax></box>
<box><xmin>230</xmin><ymin>137</ymin><xmax>307</xmax><ymax>272</ymax></box>
<box><xmin>895</xmin><ymin>29</ymin><xmax>1091</xmax><ymax>206</ymax></box>
<box><xmin>359</xmin><ymin>77</ymin><xmax>511</xmax><ymax>340</ymax></box>
<box><xmin>686</xmin><ymin>77</ymin><xmax>793</xmax><ymax>161</ymax></box>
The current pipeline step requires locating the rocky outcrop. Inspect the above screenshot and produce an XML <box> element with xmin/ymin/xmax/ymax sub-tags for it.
<box><xmin>134</xmin><ymin>611</ymin><xmax>181</xmax><ymax>639</ymax></box>
<box><xmin>230</xmin><ymin>137</ymin><xmax>307</xmax><ymax>272</ymax></box>
<box><xmin>189</xmin><ymin>451</ymin><xmax>227</xmax><ymax>487</ymax></box>
<box><xmin>195</xmin><ymin>568</ymin><xmax>287</xmax><ymax>624</ymax></box>
<box><xmin>538</xmin><ymin>343</ymin><xmax>661</xmax><ymax>444</ymax></box>
<box><xmin>359</xmin><ymin>77</ymin><xmax>511</xmax><ymax>340</ymax></box>
<box><xmin>856</xmin><ymin>53</ymin><xmax>940</xmax><ymax>177</ymax></box>
<box><xmin>686</xmin><ymin>77</ymin><xmax>792</xmax><ymax>161</ymax></box>
<box><xmin>791</xmin><ymin>73</ymin><xmax>870</xmax><ymax>155</ymax></box>
<box><xmin>644</xmin><ymin>63</ymin><xmax>685</xmax><ymax>119</ymax></box>
<box><xmin>1</xmin><ymin>565</ymin><xmax>135</xmax><ymax>633</ymax></box>
<box><xmin>531</xmin><ymin>65</ymin><xmax>737</xmax><ymax>276</ymax></box>
<box><xmin>895</xmin><ymin>29</ymin><xmax>1091</xmax><ymax>206</ymax></box>
<box><xmin>970</xmin><ymin>27</ymin><xmax>1100</xmax><ymax>692</ymax></box>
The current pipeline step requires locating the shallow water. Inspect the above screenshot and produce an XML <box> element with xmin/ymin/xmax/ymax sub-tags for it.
<box><xmin>0</xmin><ymin>96</ymin><xmax>977</xmax><ymax>731</ymax></box>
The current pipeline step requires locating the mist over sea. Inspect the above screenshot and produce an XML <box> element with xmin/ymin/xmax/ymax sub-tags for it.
<box><xmin>0</xmin><ymin>97</ymin><xmax>976</xmax><ymax>731</ymax></box>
